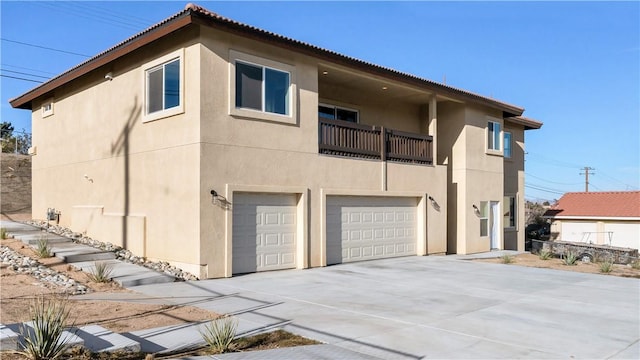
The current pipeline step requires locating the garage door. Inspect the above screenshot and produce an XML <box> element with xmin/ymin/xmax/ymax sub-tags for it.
<box><xmin>232</xmin><ymin>193</ymin><xmax>297</xmax><ymax>274</ymax></box>
<box><xmin>326</xmin><ymin>196</ymin><xmax>417</xmax><ymax>265</ymax></box>
<box><xmin>561</xmin><ymin>222</ymin><xmax>597</xmax><ymax>243</ymax></box>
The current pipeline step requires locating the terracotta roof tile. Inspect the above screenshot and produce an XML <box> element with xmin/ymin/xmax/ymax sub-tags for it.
<box><xmin>545</xmin><ymin>191</ymin><xmax>640</xmax><ymax>218</ymax></box>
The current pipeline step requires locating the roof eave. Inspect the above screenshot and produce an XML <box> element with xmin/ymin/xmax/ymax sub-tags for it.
<box><xmin>505</xmin><ymin>116</ymin><xmax>543</xmax><ymax>130</ymax></box>
<box><xmin>9</xmin><ymin>11</ymin><xmax>194</xmax><ymax>110</ymax></box>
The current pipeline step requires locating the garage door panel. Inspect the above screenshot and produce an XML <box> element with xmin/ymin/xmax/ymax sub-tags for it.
<box><xmin>233</xmin><ymin>193</ymin><xmax>297</xmax><ymax>274</ymax></box>
<box><xmin>326</xmin><ymin>196</ymin><xmax>417</xmax><ymax>264</ymax></box>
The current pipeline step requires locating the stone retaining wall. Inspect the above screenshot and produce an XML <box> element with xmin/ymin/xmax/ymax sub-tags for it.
<box><xmin>531</xmin><ymin>239</ymin><xmax>639</xmax><ymax>265</ymax></box>
<box><xmin>0</xmin><ymin>153</ymin><xmax>31</xmax><ymax>213</ymax></box>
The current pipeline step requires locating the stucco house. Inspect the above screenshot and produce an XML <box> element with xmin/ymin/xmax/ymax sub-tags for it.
<box><xmin>10</xmin><ymin>3</ymin><xmax>542</xmax><ymax>278</ymax></box>
<box><xmin>544</xmin><ymin>191</ymin><xmax>640</xmax><ymax>250</ymax></box>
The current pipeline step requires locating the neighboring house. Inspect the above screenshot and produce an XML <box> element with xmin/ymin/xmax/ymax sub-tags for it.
<box><xmin>9</xmin><ymin>4</ymin><xmax>542</xmax><ymax>278</ymax></box>
<box><xmin>544</xmin><ymin>191</ymin><xmax>640</xmax><ymax>250</ymax></box>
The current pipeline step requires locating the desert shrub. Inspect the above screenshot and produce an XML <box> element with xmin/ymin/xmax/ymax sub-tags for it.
<box><xmin>563</xmin><ymin>251</ymin><xmax>578</xmax><ymax>266</ymax></box>
<box><xmin>1</xmin><ymin>227</ymin><xmax>7</xmax><ymax>239</ymax></box>
<box><xmin>35</xmin><ymin>237</ymin><xmax>52</xmax><ymax>258</ymax></box>
<box><xmin>19</xmin><ymin>296</ymin><xmax>74</xmax><ymax>360</ymax></box>
<box><xmin>599</xmin><ymin>261</ymin><xmax>613</xmax><ymax>273</ymax></box>
<box><xmin>86</xmin><ymin>261</ymin><xmax>113</xmax><ymax>283</ymax></box>
<box><xmin>630</xmin><ymin>260</ymin><xmax>640</xmax><ymax>270</ymax></box>
<box><xmin>500</xmin><ymin>254</ymin><xmax>514</xmax><ymax>264</ymax></box>
<box><xmin>539</xmin><ymin>249</ymin><xmax>553</xmax><ymax>260</ymax></box>
<box><xmin>200</xmin><ymin>315</ymin><xmax>238</xmax><ymax>354</ymax></box>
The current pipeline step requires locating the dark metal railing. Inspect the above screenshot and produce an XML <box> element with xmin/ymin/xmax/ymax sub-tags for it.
<box><xmin>318</xmin><ymin>118</ymin><xmax>433</xmax><ymax>165</ymax></box>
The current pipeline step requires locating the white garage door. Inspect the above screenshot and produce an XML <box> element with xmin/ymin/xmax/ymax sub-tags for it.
<box><xmin>561</xmin><ymin>222</ymin><xmax>597</xmax><ymax>243</ymax></box>
<box><xmin>326</xmin><ymin>196</ymin><xmax>417</xmax><ymax>265</ymax></box>
<box><xmin>232</xmin><ymin>193</ymin><xmax>296</xmax><ymax>274</ymax></box>
<box><xmin>604</xmin><ymin>223</ymin><xmax>640</xmax><ymax>250</ymax></box>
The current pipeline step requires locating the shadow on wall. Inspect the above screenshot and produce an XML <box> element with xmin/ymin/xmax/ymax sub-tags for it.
<box><xmin>110</xmin><ymin>97</ymin><xmax>140</xmax><ymax>251</ymax></box>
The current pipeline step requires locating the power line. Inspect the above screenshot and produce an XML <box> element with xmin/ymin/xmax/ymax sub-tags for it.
<box><xmin>0</xmin><ymin>74</ymin><xmax>44</xmax><ymax>83</ymax></box>
<box><xmin>526</xmin><ymin>173</ymin><xmax>581</xmax><ymax>186</ymax></box>
<box><xmin>1</xmin><ymin>38</ymin><xmax>91</xmax><ymax>58</ymax></box>
<box><xmin>525</xmin><ymin>184</ymin><xmax>566</xmax><ymax>195</ymax></box>
<box><xmin>1</xmin><ymin>63</ymin><xmax>57</xmax><ymax>75</ymax></box>
<box><xmin>37</xmin><ymin>1</ymin><xmax>145</xmax><ymax>31</ymax></box>
<box><xmin>1</xmin><ymin>69</ymin><xmax>50</xmax><ymax>80</ymax></box>
<box><xmin>580</xmin><ymin>167</ymin><xmax>595</xmax><ymax>192</ymax></box>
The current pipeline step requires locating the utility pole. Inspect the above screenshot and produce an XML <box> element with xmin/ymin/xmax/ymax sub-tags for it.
<box><xmin>580</xmin><ymin>167</ymin><xmax>595</xmax><ymax>192</ymax></box>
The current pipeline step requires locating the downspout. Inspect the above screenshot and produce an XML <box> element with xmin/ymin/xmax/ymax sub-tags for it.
<box><xmin>380</xmin><ymin>126</ymin><xmax>387</xmax><ymax>191</ymax></box>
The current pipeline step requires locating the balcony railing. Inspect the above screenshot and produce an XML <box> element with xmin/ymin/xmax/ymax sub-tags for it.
<box><xmin>319</xmin><ymin>118</ymin><xmax>433</xmax><ymax>165</ymax></box>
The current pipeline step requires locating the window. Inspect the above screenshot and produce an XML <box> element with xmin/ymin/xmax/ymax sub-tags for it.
<box><xmin>504</xmin><ymin>132</ymin><xmax>512</xmax><ymax>158</ymax></box>
<box><xmin>42</xmin><ymin>100</ymin><xmax>54</xmax><ymax>117</ymax></box>
<box><xmin>487</xmin><ymin>121</ymin><xmax>501</xmax><ymax>151</ymax></box>
<box><xmin>142</xmin><ymin>49</ymin><xmax>184</xmax><ymax>122</ymax></box>
<box><xmin>230</xmin><ymin>50</ymin><xmax>296</xmax><ymax>124</ymax></box>
<box><xmin>479</xmin><ymin>201</ymin><xmax>489</xmax><ymax>237</ymax></box>
<box><xmin>503</xmin><ymin>196</ymin><xmax>516</xmax><ymax>228</ymax></box>
<box><xmin>146</xmin><ymin>58</ymin><xmax>180</xmax><ymax>114</ymax></box>
<box><xmin>318</xmin><ymin>104</ymin><xmax>358</xmax><ymax>123</ymax></box>
<box><xmin>235</xmin><ymin>61</ymin><xmax>290</xmax><ymax>116</ymax></box>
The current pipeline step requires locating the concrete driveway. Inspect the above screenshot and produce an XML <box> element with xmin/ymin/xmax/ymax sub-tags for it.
<box><xmin>129</xmin><ymin>256</ymin><xmax>639</xmax><ymax>359</ymax></box>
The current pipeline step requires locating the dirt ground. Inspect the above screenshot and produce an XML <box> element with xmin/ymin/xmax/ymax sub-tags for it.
<box><xmin>1</xmin><ymin>235</ymin><xmax>218</xmax><ymax>333</ymax></box>
<box><xmin>474</xmin><ymin>252</ymin><xmax>640</xmax><ymax>278</ymax></box>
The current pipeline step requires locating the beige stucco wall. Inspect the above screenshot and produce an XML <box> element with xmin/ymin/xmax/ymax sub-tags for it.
<box><xmin>197</xmin><ymin>27</ymin><xmax>448</xmax><ymax>277</ymax></box>
<box><xmin>30</xmin><ymin>27</ymin><xmax>203</xmax><ymax>270</ymax></box>
<box><xmin>503</xmin><ymin>124</ymin><xmax>525</xmax><ymax>251</ymax></box>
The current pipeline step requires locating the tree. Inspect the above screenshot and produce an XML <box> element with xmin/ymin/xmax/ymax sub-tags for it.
<box><xmin>1</xmin><ymin>122</ymin><xmax>31</xmax><ymax>154</ymax></box>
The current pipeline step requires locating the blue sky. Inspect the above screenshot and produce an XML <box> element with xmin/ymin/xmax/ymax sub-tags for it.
<box><xmin>1</xmin><ymin>1</ymin><xmax>638</xmax><ymax>201</ymax></box>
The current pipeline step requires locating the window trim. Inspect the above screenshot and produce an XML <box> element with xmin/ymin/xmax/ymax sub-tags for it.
<box><xmin>503</xmin><ymin>195</ymin><xmax>517</xmax><ymax>230</ymax></box>
<box><xmin>486</xmin><ymin>118</ymin><xmax>503</xmax><ymax>156</ymax></box>
<box><xmin>503</xmin><ymin>131</ymin><xmax>512</xmax><ymax>159</ymax></box>
<box><xmin>318</xmin><ymin>103</ymin><xmax>359</xmax><ymax>123</ymax></box>
<box><xmin>42</xmin><ymin>99</ymin><xmax>54</xmax><ymax>118</ymax></box>
<box><xmin>142</xmin><ymin>49</ymin><xmax>185</xmax><ymax>123</ymax></box>
<box><xmin>229</xmin><ymin>50</ymin><xmax>297</xmax><ymax>125</ymax></box>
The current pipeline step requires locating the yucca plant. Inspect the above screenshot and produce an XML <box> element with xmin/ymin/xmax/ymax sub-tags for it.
<box><xmin>200</xmin><ymin>315</ymin><xmax>238</xmax><ymax>354</ymax></box>
<box><xmin>19</xmin><ymin>296</ymin><xmax>74</xmax><ymax>360</ymax></box>
<box><xmin>86</xmin><ymin>261</ymin><xmax>113</xmax><ymax>283</ymax></box>
<box><xmin>538</xmin><ymin>249</ymin><xmax>553</xmax><ymax>260</ymax></box>
<box><xmin>599</xmin><ymin>260</ymin><xmax>614</xmax><ymax>273</ymax></box>
<box><xmin>500</xmin><ymin>254</ymin><xmax>514</xmax><ymax>264</ymax></box>
<box><xmin>563</xmin><ymin>251</ymin><xmax>578</xmax><ymax>266</ymax></box>
<box><xmin>35</xmin><ymin>237</ymin><xmax>52</xmax><ymax>258</ymax></box>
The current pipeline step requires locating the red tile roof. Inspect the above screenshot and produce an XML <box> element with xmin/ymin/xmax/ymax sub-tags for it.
<box><xmin>545</xmin><ymin>191</ymin><xmax>640</xmax><ymax>218</ymax></box>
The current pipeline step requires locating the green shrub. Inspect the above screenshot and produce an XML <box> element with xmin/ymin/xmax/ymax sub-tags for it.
<box><xmin>500</xmin><ymin>254</ymin><xmax>514</xmax><ymax>264</ymax></box>
<box><xmin>200</xmin><ymin>316</ymin><xmax>238</xmax><ymax>354</ymax></box>
<box><xmin>19</xmin><ymin>296</ymin><xmax>74</xmax><ymax>360</ymax></box>
<box><xmin>599</xmin><ymin>261</ymin><xmax>614</xmax><ymax>273</ymax></box>
<box><xmin>538</xmin><ymin>249</ymin><xmax>552</xmax><ymax>260</ymax></box>
<box><xmin>86</xmin><ymin>262</ymin><xmax>113</xmax><ymax>283</ymax></box>
<box><xmin>35</xmin><ymin>237</ymin><xmax>52</xmax><ymax>258</ymax></box>
<box><xmin>631</xmin><ymin>261</ymin><xmax>640</xmax><ymax>270</ymax></box>
<box><xmin>563</xmin><ymin>251</ymin><xmax>578</xmax><ymax>266</ymax></box>
<box><xmin>1</xmin><ymin>227</ymin><xmax>7</xmax><ymax>239</ymax></box>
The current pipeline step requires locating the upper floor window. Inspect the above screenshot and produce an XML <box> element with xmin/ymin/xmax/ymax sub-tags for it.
<box><xmin>319</xmin><ymin>104</ymin><xmax>358</xmax><ymax>123</ymax></box>
<box><xmin>230</xmin><ymin>50</ymin><xmax>297</xmax><ymax>125</ymax></box>
<box><xmin>487</xmin><ymin>121</ymin><xmax>501</xmax><ymax>151</ymax></box>
<box><xmin>236</xmin><ymin>61</ymin><xmax>290</xmax><ymax>116</ymax></box>
<box><xmin>504</xmin><ymin>131</ymin><xmax>512</xmax><ymax>158</ymax></box>
<box><xmin>42</xmin><ymin>100</ymin><xmax>54</xmax><ymax>117</ymax></box>
<box><xmin>142</xmin><ymin>49</ymin><xmax>184</xmax><ymax>122</ymax></box>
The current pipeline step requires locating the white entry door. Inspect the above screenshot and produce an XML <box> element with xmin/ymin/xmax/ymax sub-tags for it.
<box><xmin>232</xmin><ymin>193</ymin><xmax>297</xmax><ymax>274</ymax></box>
<box><xmin>490</xmin><ymin>201</ymin><xmax>500</xmax><ymax>250</ymax></box>
<box><xmin>326</xmin><ymin>196</ymin><xmax>417</xmax><ymax>265</ymax></box>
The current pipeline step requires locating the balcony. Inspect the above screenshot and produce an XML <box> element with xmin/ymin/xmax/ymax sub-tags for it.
<box><xmin>318</xmin><ymin>118</ymin><xmax>433</xmax><ymax>165</ymax></box>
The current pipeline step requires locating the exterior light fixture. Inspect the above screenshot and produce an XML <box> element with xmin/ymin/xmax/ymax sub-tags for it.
<box><xmin>382</xmin><ymin>86</ymin><xmax>388</xmax><ymax>90</ymax></box>
<box><xmin>104</xmin><ymin>72</ymin><xmax>113</xmax><ymax>81</ymax></box>
<box><xmin>322</xmin><ymin>71</ymin><xmax>329</xmax><ymax>75</ymax></box>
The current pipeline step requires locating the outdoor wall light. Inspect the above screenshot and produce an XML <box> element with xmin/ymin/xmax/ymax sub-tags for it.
<box><xmin>104</xmin><ymin>72</ymin><xmax>113</xmax><ymax>81</ymax></box>
<box><xmin>472</xmin><ymin>204</ymin><xmax>479</xmax><ymax>210</ymax></box>
<box><xmin>472</xmin><ymin>204</ymin><xmax>481</xmax><ymax>217</ymax></box>
<box><xmin>210</xmin><ymin>190</ymin><xmax>218</xmax><ymax>197</ymax></box>
<box><xmin>83</xmin><ymin>174</ymin><xmax>94</xmax><ymax>183</ymax></box>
